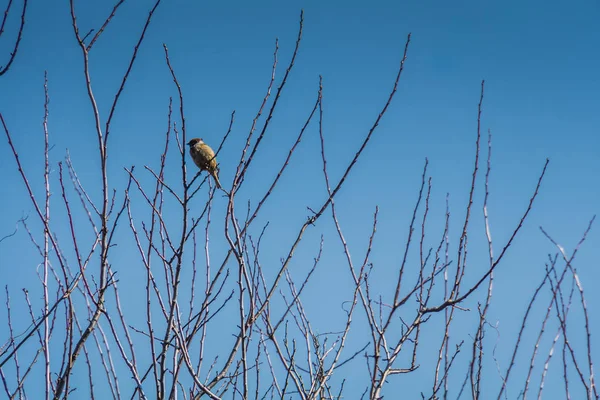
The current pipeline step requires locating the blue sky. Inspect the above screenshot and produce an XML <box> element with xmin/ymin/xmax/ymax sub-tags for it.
<box><xmin>1</xmin><ymin>0</ymin><xmax>599</xmax><ymax>398</ymax></box>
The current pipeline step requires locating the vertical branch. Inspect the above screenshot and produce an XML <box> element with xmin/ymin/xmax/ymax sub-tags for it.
<box><xmin>4</xmin><ymin>287</ymin><xmax>23</xmax><ymax>398</ymax></box>
<box><xmin>53</xmin><ymin>2</ymin><xmax>111</xmax><ymax>396</ymax></box>
<box><xmin>150</xmin><ymin>98</ymin><xmax>172</xmax><ymax>396</ymax></box>
<box><xmin>573</xmin><ymin>267</ymin><xmax>598</xmax><ymax>399</ymax></box>
<box><xmin>431</xmin><ymin>195</ymin><xmax>451</xmax><ymax>399</ymax></box>
<box><xmin>452</xmin><ymin>80</ymin><xmax>484</xmax><ymax>299</ymax></box>
<box><xmin>161</xmin><ymin>43</ymin><xmax>220</xmax><ymax>400</ymax></box>
<box><xmin>470</xmin><ymin>129</ymin><xmax>495</xmax><ymax>398</ymax></box>
<box><xmin>42</xmin><ymin>71</ymin><xmax>52</xmax><ymax>400</ymax></box>
<box><xmin>159</xmin><ymin>44</ymin><xmax>187</xmax><ymax>399</ymax></box>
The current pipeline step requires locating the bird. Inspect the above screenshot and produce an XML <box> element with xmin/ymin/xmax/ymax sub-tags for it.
<box><xmin>187</xmin><ymin>138</ymin><xmax>222</xmax><ymax>190</ymax></box>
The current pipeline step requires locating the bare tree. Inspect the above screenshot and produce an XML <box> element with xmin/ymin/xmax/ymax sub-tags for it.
<box><xmin>0</xmin><ymin>2</ymin><xmax>597</xmax><ymax>400</ymax></box>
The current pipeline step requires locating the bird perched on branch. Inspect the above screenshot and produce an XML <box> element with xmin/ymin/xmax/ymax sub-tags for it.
<box><xmin>187</xmin><ymin>138</ymin><xmax>222</xmax><ymax>190</ymax></box>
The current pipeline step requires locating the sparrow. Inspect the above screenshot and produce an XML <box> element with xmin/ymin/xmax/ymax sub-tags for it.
<box><xmin>187</xmin><ymin>138</ymin><xmax>222</xmax><ymax>190</ymax></box>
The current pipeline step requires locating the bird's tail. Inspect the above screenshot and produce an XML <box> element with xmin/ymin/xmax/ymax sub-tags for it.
<box><xmin>211</xmin><ymin>171</ymin><xmax>222</xmax><ymax>190</ymax></box>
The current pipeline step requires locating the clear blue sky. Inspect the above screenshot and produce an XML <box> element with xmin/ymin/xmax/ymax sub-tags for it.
<box><xmin>1</xmin><ymin>0</ymin><xmax>599</xmax><ymax>398</ymax></box>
